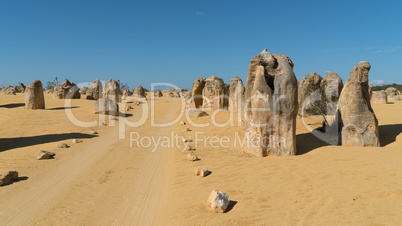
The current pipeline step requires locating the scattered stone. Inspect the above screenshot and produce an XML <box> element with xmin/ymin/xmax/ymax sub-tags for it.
<box><xmin>244</xmin><ymin>49</ymin><xmax>298</xmax><ymax>156</ymax></box>
<box><xmin>93</xmin><ymin>98</ymin><xmax>119</xmax><ymax>116</ymax></box>
<box><xmin>37</xmin><ymin>150</ymin><xmax>55</xmax><ymax>160</ymax></box>
<box><xmin>207</xmin><ymin>190</ymin><xmax>230</xmax><ymax>213</ymax></box>
<box><xmin>25</xmin><ymin>80</ymin><xmax>45</xmax><ymax>110</ymax></box>
<box><xmin>187</xmin><ymin>109</ymin><xmax>208</xmax><ymax>118</ymax></box>
<box><xmin>337</xmin><ymin>61</ymin><xmax>380</xmax><ymax>147</ymax></box>
<box><xmin>180</xmin><ymin>121</ymin><xmax>186</xmax><ymax>126</ymax></box>
<box><xmin>0</xmin><ymin>171</ymin><xmax>19</xmax><ymax>186</ymax></box>
<box><xmin>194</xmin><ymin>167</ymin><xmax>209</xmax><ymax>177</ymax></box>
<box><xmin>90</xmin><ymin>130</ymin><xmax>98</xmax><ymax>135</ymax></box>
<box><xmin>125</xmin><ymin>105</ymin><xmax>133</xmax><ymax>111</ymax></box>
<box><xmin>86</xmin><ymin>79</ymin><xmax>103</xmax><ymax>100</ymax></box>
<box><xmin>183</xmin><ymin>138</ymin><xmax>192</xmax><ymax>143</ymax></box>
<box><xmin>187</xmin><ymin>145</ymin><xmax>196</xmax><ymax>151</ymax></box>
<box><xmin>100</xmin><ymin>122</ymin><xmax>107</xmax><ymax>126</ymax></box>
<box><xmin>72</xmin><ymin>139</ymin><xmax>83</xmax><ymax>143</ymax></box>
<box><xmin>183</xmin><ymin>128</ymin><xmax>191</xmax><ymax>132</ymax></box>
<box><xmin>109</xmin><ymin>115</ymin><xmax>117</xmax><ymax>120</ymax></box>
<box><xmin>56</xmin><ymin>143</ymin><xmax>69</xmax><ymax>148</ymax></box>
<box><xmin>186</xmin><ymin>153</ymin><xmax>198</xmax><ymax>161</ymax></box>
<box><xmin>371</xmin><ymin>90</ymin><xmax>388</xmax><ymax>104</ymax></box>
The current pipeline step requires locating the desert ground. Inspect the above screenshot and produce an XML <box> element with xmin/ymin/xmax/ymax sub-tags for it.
<box><xmin>1</xmin><ymin>93</ymin><xmax>402</xmax><ymax>225</ymax></box>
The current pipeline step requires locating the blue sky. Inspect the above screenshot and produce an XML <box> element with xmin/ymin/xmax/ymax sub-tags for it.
<box><xmin>1</xmin><ymin>0</ymin><xmax>401</xmax><ymax>90</ymax></box>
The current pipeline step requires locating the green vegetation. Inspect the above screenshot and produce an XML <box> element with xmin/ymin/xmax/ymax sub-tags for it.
<box><xmin>371</xmin><ymin>83</ymin><xmax>402</xmax><ymax>92</ymax></box>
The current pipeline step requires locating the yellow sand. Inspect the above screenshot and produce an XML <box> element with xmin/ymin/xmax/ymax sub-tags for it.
<box><xmin>0</xmin><ymin>93</ymin><xmax>401</xmax><ymax>225</ymax></box>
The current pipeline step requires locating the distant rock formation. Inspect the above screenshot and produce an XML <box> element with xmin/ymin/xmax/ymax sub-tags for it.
<box><xmin>1</xmin><ymin>86</ymin><xmax>16</xmax><ymax>95</ymax></box>
<box><xmin>25</xmin><ymin>80</ymin><xmax>45</xmax><ymax>109</ymax></box>
<box><xmin>244</xmin><ymin>49</ymin><xmax>298</xmax><ymax>156</ymax></box>
<box><xmin>79</xmin><ymin>86</ymin><xmax>88</xmax><ymax>95</ymax></box>
<box><xmin>86</xmin><ymin>79</ymin><xmax>103</xmax><ymax>100</ymax></box>
<box><xmin>371</xmin><ymin>90</ymin><xmax>388</xmax><ymax>104</ymax></box>
<box><xmin>322</xmin><ymin>72</ymin><xmax>344</xmax><ymax>114</ymax></box>
<box><xmin>53</xmin><ymin>79</ymin><xmax>80</xmax><ymax>99</ymax></box>
<box><xmin>385</xmin><ymin>87</ymin><xmax>400</xmax><ymax>101</ymax></box>
<box><xmin>154</xmin><ymin>90</ymin><xmax>163</xmax><ymax>97</ymax></box>
<box><xmin>16</xmin><ymin>83</ymin><xmax>26</xmax><ymax>93</ymax></box>
<box><xmin>93</xmin><ymin>98</ymin><xmax>119</xmax><ymax>116</ymax></box>
<box><xmin>122</xmin><ymin>88</ymin><xmax>132</xmax><ymax>98</ymax></box>
<box><xmin>337</xmin><ymin>61</ymin><xmax>380</xmax><ymax>147</ymax></box>
<box><xmin>103</xmin><ymin>79</ymin><xmax>122</xmax><ymax>103</ymax></box>
<box><xmin>191</xmin><ymin>77</ymin><xmax>205</xmax><ymax>108</ymax></box>
<box><xmin>133</xmin><ymin>85</ymin><xmax>146</xmax><ymax>98</ymax></box>
<box><xmin>202</xmin><ymin>76</ymin><xmax>228</xmax><ymax>110</ymax></box>
<box><xmin>229</xmin><ymin>76</ymin><xmax>245</xmax><ymax>113</ymax></box>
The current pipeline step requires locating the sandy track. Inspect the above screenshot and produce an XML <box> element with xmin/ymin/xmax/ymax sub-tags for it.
<box><xmin>0</xmin><ymin>126</ymin><xmax>120</xmax><ymax>225</ymax></box>
<box><xmin>0</xmin><ymin>97</ymin><xmax>179</xmax><ymax>225</ymax></box>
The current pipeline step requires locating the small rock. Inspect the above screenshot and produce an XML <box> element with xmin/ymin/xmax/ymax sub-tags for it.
<box><xmin>187</xmin><ymin>145</ymin><xmax>196</xmax><ymax>151</ymax></box>
<box><xmin>125</xmin><ymin>105</ymin><xmax>133</xmax><ymax>111</ymax></box>
<box><xmin>183</xmin><ymin>128</ymin><xmax>191</xmax><ymax>132</ymax></box>
<box><xmin>100</xmin><ymin>122</ymin><xmax>107</xmax><ymax>126</ymax></box>
<box><xmin>186</xmin><ymin>153</ymin><xmax>198</xmax><ymax>161</ymax></box>
<box><xmin>56</xmin><ymin>143</ymin><xmax>69</xmax><ymax>148</ymax></box>
<box><xmin>109</xmin><ymin>115</ymin><xmax>116</xmax><ymax>120</ymax></box>
<box><xmin>183</xmin><ymin>138</ymin><xmax>192</xmax><ymax>143</ymax></box>
<box><xmin>37</xmin><ymin>150</ymin><xmax>55</xmax><ymax>160</ymax></box>
<box><xmin>0</xmin><ymin>171</ymin><xmax>19</xmax><ymax>186</ymax></box>
<box><xmin>207</xmin><ymin>190</ymin><xmax>230</xmax><ymax>213</ymax></box>
<box><xmin>187</xmin><ymin>109</ymin><xmax>208</xmax><ymax>118</ymax></box>
<box><xmin>180</xmin><ymin>121</ymin><xmax>186</xmax><ymax>126</ymax></box>
<box><xmin>72</xmin><ymin>139</ymin><xmax>83</xmax><ymax>143</ymax></box>
<box><xmin>90</xmin><ymin>130</ymin><xmax>98</xmax><ymax>135</ymax></box>
<box><xmin>194</xmin><ymin>167</ymin><xmax>209</xmax><ymax>177</ymax></box>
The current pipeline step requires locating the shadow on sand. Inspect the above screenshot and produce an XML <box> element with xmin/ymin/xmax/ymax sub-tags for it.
<box><xmin>47</xmin><ymin>106</ymin><xmax>80</xmax><ymax>110</ymax></box>
<box><xmin>0</xmin><ymin>103</ymin><xmax>25</xmax><ymax>109</ymax></box>
<box><xmin>296</xmin><ymin>132</ymin><xmax>329</xmax><ymax>155</ymax></box>
<box><xmin>224</xmin><ymin>200</ymin><xmax>238</xmax><ymax>213</ymax></box>
<box><xmin>379</xmin><ymin>124</ymin><xmax>402</xmax><ymax>147</ymax></box>
<box><xmin>0</xmin><ymin>133</ymin><xmax>98</xmax><ymax>152</ymax></box>
<box><xmin>0</xmin><ymin>176</ymin><xmax>29</xmax><ymax>187</ymax></box>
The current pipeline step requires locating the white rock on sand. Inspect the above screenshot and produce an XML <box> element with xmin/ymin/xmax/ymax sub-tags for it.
<box><xmin>207</xmin><ymin>190</ymin><xmax>230</xmax><ymax>213</ymax></box>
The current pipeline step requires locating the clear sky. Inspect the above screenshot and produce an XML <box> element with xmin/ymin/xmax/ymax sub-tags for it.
<box><xmin>1</xmin><ymin>0</ymin><xmax>401</xmax><ymax>90</ymax></box>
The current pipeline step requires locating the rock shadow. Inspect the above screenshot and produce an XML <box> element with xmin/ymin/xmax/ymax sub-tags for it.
<box><xmin>47</xmin><ymin>106</ymin><xmax>80</xmax><ymax>110</ymax></box>
<box><xmin>0</xmin><ymin>133</ymin><xmax>98</xmax><ymax>152</ymax></box>
<box><xmin>0</xmin><ymin>176</ymin><xmax>29</xmax><ymax>187</ymax></box>
<box><xmin>224</xmin><ymin>200</ymin><xmax>238</xmax><ymax>213</ymax></box>
<box><xmin>379</xmin><ymin>124</ymin><xmax>402</xmax><ymax>147</ymax></box>
<box><xmin>296</xmin><ymin>132</ymin><xmax>329</xmax><ymax>155</ymax></box>
<box><xmin>0</xmin><ymin>103</ymin><xmax>25</xmax><ymax>108</ymax></box>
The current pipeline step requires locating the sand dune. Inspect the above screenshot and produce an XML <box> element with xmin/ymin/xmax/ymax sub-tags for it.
<box><xmin>1</xmin><ymin>94</ymin><xmax>402</xmax><ymax>225</ymax></box>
